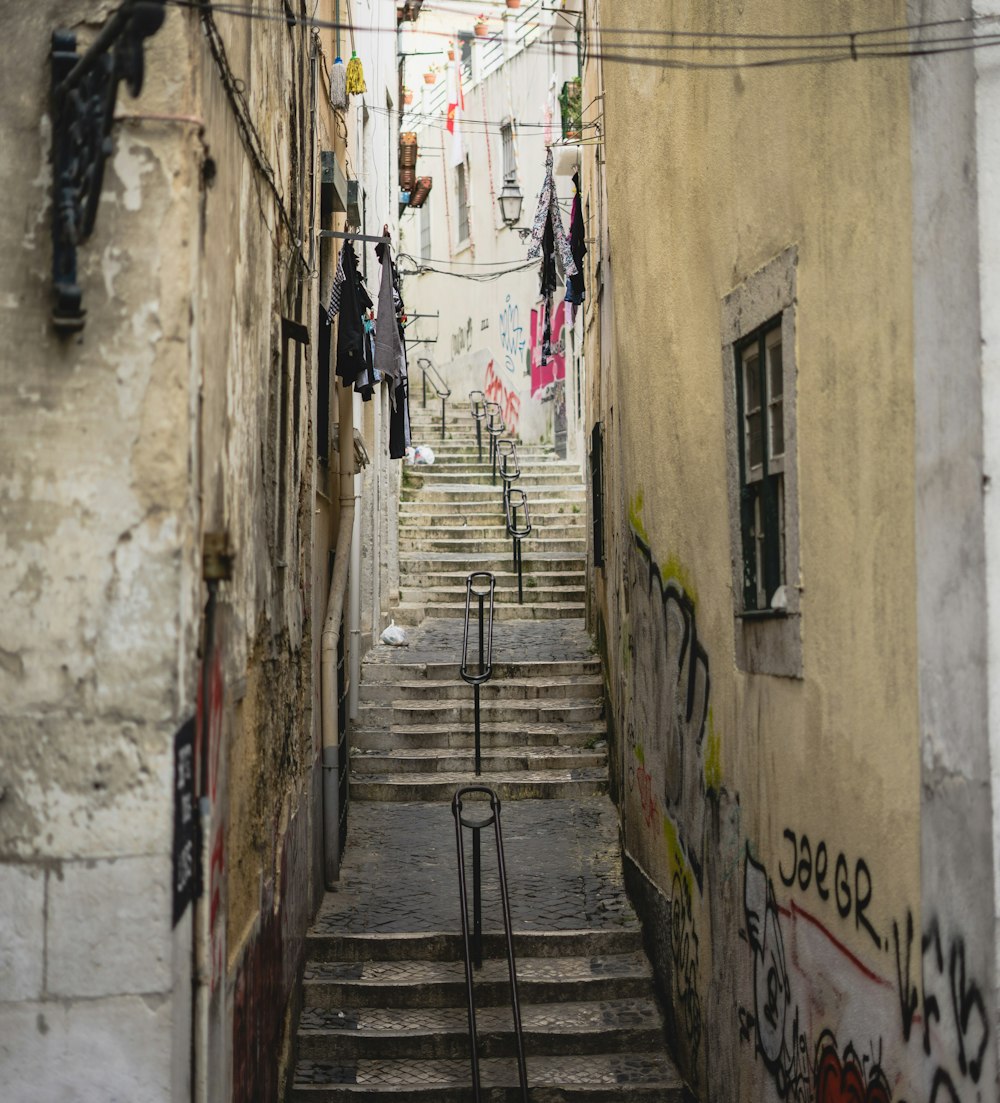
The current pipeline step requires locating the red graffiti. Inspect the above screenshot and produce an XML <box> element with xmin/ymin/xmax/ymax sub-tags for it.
<box><xmin>529</xmin><ymin>298</ymin><xmax>566</xmax><ymax>397</ymax></box>
<box><xmin>637</xmin><ymin>765</ymin><xmax>658</xmax><ymax>828</ymax></box>
<box><xmin>484</xmin><ymin>359</ymin><xmax>521</xmax><ymax>434</ymax></box>
<box><xmin>814</xmin><ymin>1031</ymin><xmax>891</xmax><ymax>1103</ymax></box>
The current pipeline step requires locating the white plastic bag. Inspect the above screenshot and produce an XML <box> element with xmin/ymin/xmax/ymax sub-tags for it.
<box><xmin>380</xmin><ymin>619</ymin><xmax>407</xmax><ymax>647</ymax></box>
<box><xmin>413</xmin><ymin>444</ymin><xmax>435</xmax><ymax>465</ymax></box>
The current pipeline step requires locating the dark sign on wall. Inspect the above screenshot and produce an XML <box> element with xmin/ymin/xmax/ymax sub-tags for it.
<box><xmin>173</xmin><ymin>717</ymin><xmax>198</xmax><ymax>927</ymax></box>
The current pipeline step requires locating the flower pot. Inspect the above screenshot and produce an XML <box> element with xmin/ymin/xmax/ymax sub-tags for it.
<box><xmin>505</xmin><ymin>0</ymin><xmax>521</xmax><ymax>8</ymax></box>
<box><xmin>447</xmin><ymin>48</ymin><xmax>455</xmax><ymax>60</ymax></box>
<box><xmin>423</xmin><ymin>71</ymin><xmax>436</xmax><ymax>84</ymax></box>
<box><xmin>474</xmin><ymin>21</ymin><xmax>488</xmax><ymax>36</ymax></box>
<box><xmin>403</xmin><ymin>90</ymin><xmax>413</xmax><ymax>105</ymax></box>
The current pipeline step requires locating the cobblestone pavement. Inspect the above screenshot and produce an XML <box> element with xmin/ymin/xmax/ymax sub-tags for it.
<box><xmin>314</xmin><ymin>798</ymin><xmax>637</xmax><ymax>935</ymax></box>
<box><xmin>365</xmin><ymin>617</ymin><xmax>597</xmax><ymax>666</ymax></box>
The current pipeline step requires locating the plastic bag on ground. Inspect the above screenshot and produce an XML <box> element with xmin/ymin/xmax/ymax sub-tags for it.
<box><xmin>380</xmin><ymin>620</ymin><xmax>407</xmax><ymax>646</ymax></box>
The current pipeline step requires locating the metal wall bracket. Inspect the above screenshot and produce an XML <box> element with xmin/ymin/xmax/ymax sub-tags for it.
<box><xmin>50</xmin><ymin>1</ymin><xmax>167</xmax><ymax>334</ymax></box>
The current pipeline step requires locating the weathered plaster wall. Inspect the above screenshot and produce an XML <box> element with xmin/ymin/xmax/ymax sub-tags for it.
<box><xmin>589</xmin><ymin>1</ymin><xmax>998</xmax><ymax>1100</ymax></box>
<box><xmin>0</xmin><ymin>5</ymin><xmax>200</xmax><ymax>1099</ymax></box>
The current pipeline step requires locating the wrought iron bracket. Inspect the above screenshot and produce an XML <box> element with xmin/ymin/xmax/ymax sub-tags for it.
<box><xmin>50</xmin><ymin>1</ymin><xmax>167</xmax><ymax>334</ymax></box>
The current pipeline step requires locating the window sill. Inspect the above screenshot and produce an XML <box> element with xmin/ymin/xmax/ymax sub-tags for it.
<box><xmin>736</xmin><ymin>608</ymin><xmax>789</xmax><ymax>621</ymax></box>
<box><xmin>453</xmin><ymin>239</ymin><xmax>472</xmax><ymax>258</ymax></box>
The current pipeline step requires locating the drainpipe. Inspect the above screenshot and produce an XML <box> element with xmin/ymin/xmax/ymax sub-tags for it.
<box><xmin>322</xmin><ymin>382</ymin><xmax>356</xmax><ymax>886</ymax></box>
<box><xmin>348</xmin><ymin>415</ymin><xmax>363</xmax><ymax>721</ymax></box>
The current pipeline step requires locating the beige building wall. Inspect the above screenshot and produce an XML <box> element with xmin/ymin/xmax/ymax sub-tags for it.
<box><xmin>0</xmin><ymin>2</ymin><xmax>400</xmax><ymax>1099</ymax></box>
<box><xmin>587</xmin><ymin>1</ymin><xmax>996</xmax><ymax>1100</ymax></box>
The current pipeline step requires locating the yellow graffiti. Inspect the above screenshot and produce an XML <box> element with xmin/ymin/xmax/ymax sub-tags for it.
<box><xmin>634</xmin><ymin>744</ymin><xmax>645</xmax><ymax>766</ymax></box>
<box><xmin>662</xmin><ymin>812</ymin><xmax>695</xmax><ymax>898</ymax></box>
<box><xmin>627</xmin><ymin>488</ymin><xmax>649</xmax><ymax>544</ymax></box>
<box><xmin>704</xmin><ymin>707</ymin><xmax>722</xmax><ymax>792</ymax></box>
<box><xmin>660</xmin><ymin>552</ymin><xmax>698</xmax><ymax>606</ymax></box>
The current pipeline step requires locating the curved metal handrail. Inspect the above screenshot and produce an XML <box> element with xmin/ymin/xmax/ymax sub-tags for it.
<box><xmin>452</xmin><ymin>785</ymin><xmax>529</xmax><ymax>1103</ymax></box>
<box><xmin>417</xmin><ymin>355</ymin><xmax>452</xmax><ymax>399</ymax></box>
<box><xmin>506</xmin><ymin>487</ymin><xmax>532</xmax><ymax>539</ymax></box>
<box><xmin>460</xmin><ymin>571</ymin><xmax>495</xmax><ymax>687</ymax></box>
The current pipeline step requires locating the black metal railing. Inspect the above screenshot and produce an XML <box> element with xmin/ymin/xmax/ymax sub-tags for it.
<box><xmin>505</xmin><ymin>488</ymin><xmax>532</xmax><ymax>605</ymax></box>
<box><xmin>452</xmin><ymin>785</ymin><xmax>529</xmax><ymax>1103</ymax></box>
<box><xmin>497</xmin><ymin>438</ymin><xmax>520</xmax><ymax>520</ymax></box>
<box><xmin>485</xmin><ymin>403</ymin><xmax>505</xmax><ymax>485</ymax></box>
<box><xmin>460</xmin><ymin>572</ymin><xmax>495</xmax><ymax>776</ymax></box>
<box><xmin>417</xmin><ymin>357</ymin><xmax>452</xmax><ymax>441</ymax></box>
<box><xmin>469</xmin><ymin>389</ymin><xmax>486</xmax><ymax>464</ymax></box>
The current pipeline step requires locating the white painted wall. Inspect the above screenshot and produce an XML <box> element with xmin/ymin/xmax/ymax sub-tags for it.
<box><xmin>398</xmin><ymin>3</ymin><xmax>583</xmax><ymax>447</ymax></box>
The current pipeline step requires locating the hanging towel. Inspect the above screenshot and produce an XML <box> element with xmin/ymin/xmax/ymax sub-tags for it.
<box><xmin>526</xmin><ymin>147</ymin><xmax>577</xmax><ymax>278</ymax></box>
<box><xmin>326</xmin><ymin>244</ymin><xmax>347</xmax><ymax>321</ymax></box>
<box><xmin>374</xmin><ymin>242</ymin><xmax>405</xmax><ymax>399</ymax></box>
<box><xmin>335</xmin><ymin>242</ymin><xmax>372</xmax><ymax>386</ymax></box>
<box><xmin>564</xmin><ymin>171</ymin><xmax>587</xmax><ymax>309</ymax></box>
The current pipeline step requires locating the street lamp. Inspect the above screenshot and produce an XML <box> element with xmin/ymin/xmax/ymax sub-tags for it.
<box><xmin>498</xmin><ymin>179</ymin><xmax>523</xmax><ymax>228</ymax></box>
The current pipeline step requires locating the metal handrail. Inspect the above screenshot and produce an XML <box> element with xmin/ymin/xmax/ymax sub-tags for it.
<box><xmin>460</xmin><ymin>572</ymin><xmax>496</xmax><ymax>777</ymax></box>
<box><xmin>485</xmin><ymin>403</ymin><xmax>505</xmax><ymax>485</ymax></box>
<box><xmin>417</xmin><ymin>357</ymin><xmax>451</xmax><ymax>441</ymax></box>
<box><xmin>452</xmin><ymin>786</ymin><xmax>529</xmax><ymax>1103</ymax></box>
<box><xmin>469</xmin><ymin>390</ymin><xmax>486</xmax><ymax>463</ymax></box>
<box><xmin>497</xmin><ymin>439</ymin><xmax>520</xmax><ymax>520</ymax></box>
<box><xmin>506</xmin><ymin>488</ymin><xmax>532</xmax><ymax>604</ymax></box>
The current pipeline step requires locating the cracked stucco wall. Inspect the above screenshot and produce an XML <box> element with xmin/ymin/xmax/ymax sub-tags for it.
<box><xmin>0</xmin><ymin>5</ymin><xmax>201</xmax><ymax>1102</ymax></box>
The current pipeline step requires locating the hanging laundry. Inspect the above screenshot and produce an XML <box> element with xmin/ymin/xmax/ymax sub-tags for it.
<box><xmin>527</xmin><ymin>148</ymin><xmax>576</xmax><ymax>366</ymax></box>
<box><xmin>335</xmin><ymin>241</ymin><xmax>373</xmax><ymax>386</ymax></box>
<box><xmin>374</xmin><ymin>241</ymin><xmax>406</xmax><ymax>398</ymax></box>
<box><xmin>527</xmin><ymin>147</ymin><xmax>577</xmax><ymax>278</ymax></box>
<box><xmin>326</xmin><ymin>243</ymin><xmax>347</xmax><ymax>321</ymax></box>
<box><xmin>564</xmin><ymin>171</ymin><xmax>587</xmax><ymax>318</ymax></box>
<box><xmin>375</xmin><ymin>238</ymin><xmax>412</xmax><ymax>460</ymax></box>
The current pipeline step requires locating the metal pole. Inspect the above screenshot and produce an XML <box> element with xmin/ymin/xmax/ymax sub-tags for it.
<box><xmin>473</xmin><ymin>827</ymin><xmax>482</xmax><ymax>970</ymax></box>
<box><xmin>476</xmin><ymin>419</ymin><xmax>482</xmax><ymax>464</ymax></box>
<box><xmin>475</xmin><ymin>593</ymin><xmax>484</xmax><ymax>776</ymax></box>
<box><xmin>422</xmin><ymin>368</ymin><xmax>427</xmax><ymax>408</ymax></box>
<box><xmin>517</xmin><ymin>541</ymin><xmax>523</xmax><ymax>604</ymax></box>
<box><xmin>441</xmin><ymin>396</ymin><xmax>446</xmax><ymax>441</ymax></box>
<box><xmin>452</xmin><ymin>804</ymin><xmax>482</xmax><ymax>1102</ymax></box>
<box><xmin>494</xmin><ymin>808</ymin><xmax>529</xmax><ymax>1102</ymax></box>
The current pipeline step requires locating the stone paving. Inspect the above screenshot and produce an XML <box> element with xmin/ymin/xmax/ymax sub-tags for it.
<box><xmin>313</xmin><ymin>799</ymin><xmax>638</xmax><ymax>935</ymax></box>
<box><xmin>364</xmin><ymin>616</ymin><xmax>597</xmax><ymax>667</ymax></box>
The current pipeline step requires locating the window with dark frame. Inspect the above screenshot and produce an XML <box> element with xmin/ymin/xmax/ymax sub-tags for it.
<box><xmin>501</xmin><ymin>119</ymin><xmax>516</xmax><ymax>185</ymax></box>
<box><xmin>456</xmin><ymin>160</ymin><xmax>470</xmax><ymax>243</ymax></box>
<box><xmin>735</xmin><ymin>318</ymin><xmax>785</xmax><ymax>612</ymax></box>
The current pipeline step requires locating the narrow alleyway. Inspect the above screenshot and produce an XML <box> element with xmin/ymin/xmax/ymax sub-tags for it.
<box><xmin>291</xmin><ymin>402</ymin><xmax>686</xmax><ymax>1099</ymax></box>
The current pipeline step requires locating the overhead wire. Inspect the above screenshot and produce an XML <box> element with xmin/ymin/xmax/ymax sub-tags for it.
<box><xmin>159</xmin><ymin>0</ymin><xmax>1000</xmax><ymax>72</ymax></box>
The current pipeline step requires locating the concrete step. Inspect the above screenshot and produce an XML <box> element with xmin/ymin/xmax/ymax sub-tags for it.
<box><xmin>357</xmin><ymin>697</ymin><xmax>603</xmax><ymax>730</ymax></box>
<box><xmin>303</xmin><ymin>930</ymin><xmax>644</xmax><ymax>964</ymax></box>
<box><xmin>359</xmin><ymin>676</ymin><xmax>603</xmax><ymax>703</ymax></box>
<box><xmin>401</xmin><ymin>584</ymin><xmax>585</xmax><ymax>604</ymax></box>
<box><xmin>297</xmin><ymin>997</ymin><xmax>666</xmax><ymax>1060</ymax></box>
<box><xmin>397</xmin><ymin>572</ymin><xmax>584</xmax><ymax>592</ymax></box>
<box><xmin>292</xmin><ymin>1053</ymin><xmax>685</xmax><ymax>1101</ymax></box>
<box><xmin>400</xmin><ymin>552</ymin><xmax>586</xmax><ymax>571</ymax></box>
<box><xmin>404</xmin><ymin>485</ymin><xmax>586</xmax><ymax>502</ymax></box>
<box><xmin>392</xmin><ymin>602</ymin><xmax>587</xmax><ymax>625</ymax></box>
<box><xmin>350</xmin><ymin>747</ymin><xmax>606</xmax><ymax>775</ymax></box>
<box><xmin>397</xmin><ymin>539</ymin><xmax>585</xmax><ymax>556</ymax></box>
<box><xmin>351</xmin><ymin>723</ymin><xmax>606</xmax><ymax>751</ymax></box>
<box><xmin>350</xmin><ymin>768</ymin><xmax>607</xmax><ymax>802</ymax></box>
<box><xmin>360</xmin><ymin>659</ymin><xmax>601</xmax><ymax>684</ymax></box>
<box><xmin>411</xmin><ymin>463</ymin><xmax>583</xmax><ymax>477</ymax></box>
<box><xmin>398</xmin><ymin>509</ymin><xmax>586</xmax><ymax>526</ymax></box>
<box><xmin>404</xmin><ymin>472</ymin><xmax>584</xmax><ymax>487</ymax></box>
<box><xmin>399</xmin><ymin>522</ymin><xmax>584</xmax><ymax>540</ymax></box>
<box><xmin>302</xmin><ymin>953</ymin><xmax>652</xmax><ymax>1009</ymax></box>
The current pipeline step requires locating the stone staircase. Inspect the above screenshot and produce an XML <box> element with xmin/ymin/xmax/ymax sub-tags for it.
<box><xmin>291</xmin><ymin>400</ymin><xmax>687</xmax><ymax>1101</ymax></box>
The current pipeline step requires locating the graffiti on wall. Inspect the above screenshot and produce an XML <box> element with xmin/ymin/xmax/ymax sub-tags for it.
<box><xmin>484</xmin><ymin>358</ymin><xmax>521</xmax><ymax>435</ymax></box>
<box><xmin>894</xmin><ymin>911</ymin><xmax>990</xmax><ymax>1103</ymax></box>
<box><xmin>671</xmin><ymin>870</ymin><xmax>704</xmax><ymax>1063</ymax></box>
<box><xmin>529</xmin><ymin>299</ymin><xmax>566</xmax><ymax>397</ymax></box>
<box><xmin>624</xmin><ymin>529</ymin><xmax>711</xmax><ymax>889</ymax></box>
<box><xmin>196</xmin><ymin>640</ymin><xmax>227</xmax><ymax>989</ymax></box>
<box><xmin>499</xmin><ymin>294</ymin><xmax>526</xmax><ymax>376</ymax></box>
<box><xmin>451</xmin><ymin>316</ymin><xmax>474</xmax><ymax>359</ymax></box>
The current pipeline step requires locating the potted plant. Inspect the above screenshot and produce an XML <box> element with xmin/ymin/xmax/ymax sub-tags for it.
<box><xmin>505</xmin><ymin>0</ymin><xmax>521</xmax><ymax>8</ymax></box>
<box><xmin>474</xmin><ymin>13</ymin><xmax>489</xmax><ymax>36</ymax></box>
<box><xmin>423</xmin><ymin>65</ymin><xmax>439</xmax><ymax>85</ymax></box>
<box><xmin>447</xmin><ymin>40</ymin><xmax>455</xmax><ymax>61</ymax></box>
<box><xmin>403</xmin><ymin>86</ymin><xmax>414</xmax><ymax>105</ymax></box>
